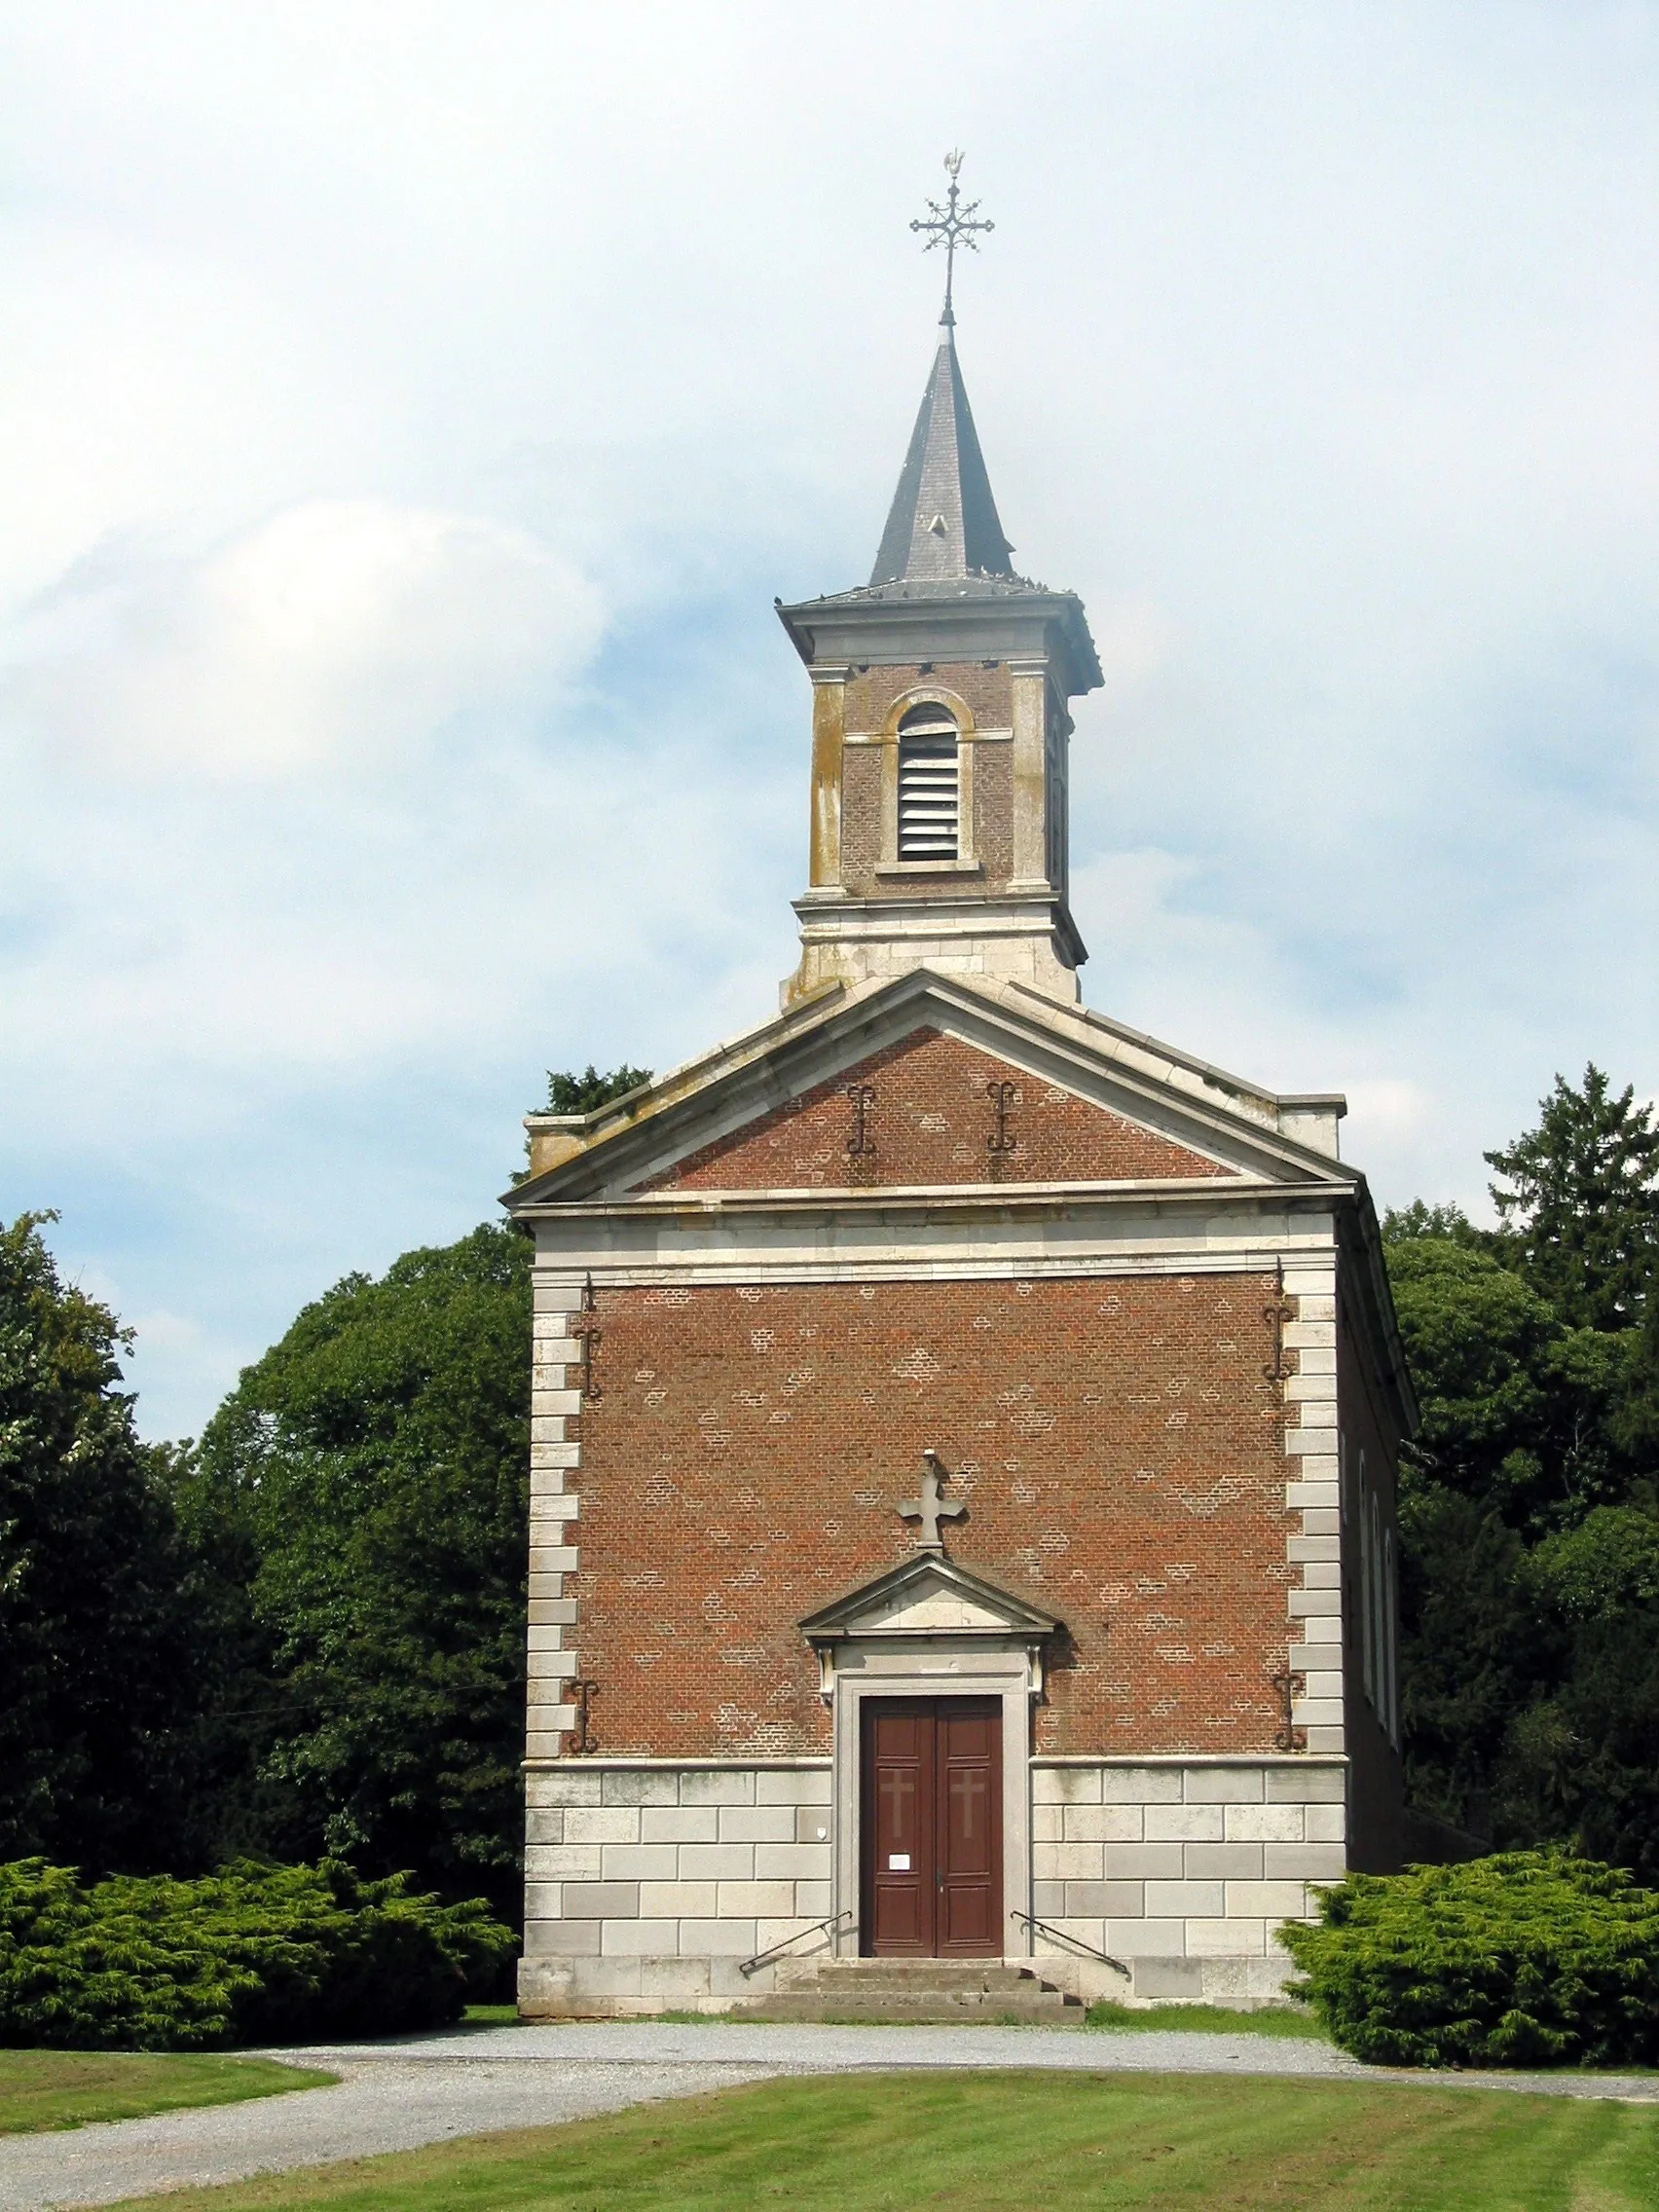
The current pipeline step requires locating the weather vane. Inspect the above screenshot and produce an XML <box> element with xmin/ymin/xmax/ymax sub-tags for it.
<box><xmin>910</xmin><ymin>149</ymin><xmax>993</xmax><ymax>326</ymax></box>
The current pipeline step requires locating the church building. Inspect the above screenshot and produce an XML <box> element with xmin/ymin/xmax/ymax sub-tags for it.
<box><xmin>507</xmin><ymin>184</ymin><xmax>1411</xmax><ymax>2017</ymax></box>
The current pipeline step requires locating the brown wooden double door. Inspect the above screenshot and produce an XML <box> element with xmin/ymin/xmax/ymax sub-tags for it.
<box><xmin>860</xmin><ymin>1698</ymin><xmax>1003</xmax><ymax>1957</ymax></box>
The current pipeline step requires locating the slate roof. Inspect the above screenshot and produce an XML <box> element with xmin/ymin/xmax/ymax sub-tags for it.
<box><xmin>868</xmin><ymin>319</ymin><xmax>1015</xmax><ymax>586</ymax></box>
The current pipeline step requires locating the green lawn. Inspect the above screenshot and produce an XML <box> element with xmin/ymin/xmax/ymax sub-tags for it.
<box><xmin>105</xmin><ymin>2070</ymin><xmax>1659</xmax><ymax>2210</ymax></box>
<box><xmin>0</xmin><ymin>2051</ymin><xmax>336</xmax><ymax>2137</ymax></box>
<box><xmin>1085</xmin><ymin>2000</ymin><xmax>1329</xmax><ymax>2038</ymax></box>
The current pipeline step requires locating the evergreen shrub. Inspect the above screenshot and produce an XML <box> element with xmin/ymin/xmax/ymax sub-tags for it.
<box><xmin>1279</xmin><ymin>1850</ymin><xmax>1659</xmax><ymax>2068</ymax></box>
<box><xmin>0</xmin><ymin>1858</ymin><xmax>516</xmax><ymax>2049</ymax></box>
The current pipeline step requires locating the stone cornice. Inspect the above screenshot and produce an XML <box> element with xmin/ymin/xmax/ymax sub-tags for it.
<box><xmin>510</xmin><ymin>1175</ymin><xmax>1358</xmax><ymax>1225</ymax></box>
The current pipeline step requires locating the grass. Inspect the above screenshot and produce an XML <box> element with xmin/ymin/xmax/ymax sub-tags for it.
<box><xmin>101</xmin><ymin>2069</ymin><xmax>1659</xmax><ymax>2210</ymax></box>
<box><xmin>1085</xmin><ymin>1999</ymin><xmax>1330</xmax><ymax>2039</ymax></box>
<box><xmin>0</xmin><ymin>2051</ymin><xmax>336</xmax><ymax>2137</ymax></box>
<box><xmin>459</xmin><ymin>2004</ymin><xmax>523</xmax><ymax>2029</ymax></box>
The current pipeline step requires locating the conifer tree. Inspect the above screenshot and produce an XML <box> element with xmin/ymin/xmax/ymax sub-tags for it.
<box><xmin>1486</xmin><ymin>1065</ymin><xmax>1659</xmax><ymax>1333</ymax></box>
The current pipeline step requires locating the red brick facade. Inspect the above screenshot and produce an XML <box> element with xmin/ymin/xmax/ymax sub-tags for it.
<box><xmin>637</xmin><ymin>1029</ymin><xmax>1233</xmax><ymax>1192</ymax></box>
<box><xmin>570</xmin><ymin>1273</ymin><xmax>1295</xmax><ymax>1760</ymax></box>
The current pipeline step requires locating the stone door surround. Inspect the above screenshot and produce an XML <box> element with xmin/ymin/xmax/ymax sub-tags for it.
<box><xmin>861</xmin><ymin>1696</ymin><xmax>1003</xmax><ymax>1957</ymax></box>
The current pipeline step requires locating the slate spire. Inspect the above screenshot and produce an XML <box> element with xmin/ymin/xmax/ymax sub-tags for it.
<box><xmin>868</xmin><ymin>319</ymin><xmax>1016</xmax><ymax>586</ymax></box>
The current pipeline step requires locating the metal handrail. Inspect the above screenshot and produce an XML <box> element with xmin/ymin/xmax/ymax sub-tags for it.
<box><xmin>1011</xmin><ymin>1909</ymin><xmax>1127</xmax><ymax>1975</ymax></box>
<box><xmin>737</xmin><ymin>1910</ymin><xmax>856</xmax><ymax>1980</ymax></box>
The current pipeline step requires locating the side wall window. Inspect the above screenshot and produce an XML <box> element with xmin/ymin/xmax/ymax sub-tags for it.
<box><xmin>1343</xmin><ymin>1419</ymin><xmax>1401</xmax><ymax>1748</ymax></box>
<box><xmin>1383</xmin><ymin>1525</ymin><xmax>1399</xmax><ymax>1746</ymax></box>
<box><xmin>1357</xmin><ymin>1446</ymin><xmax>1375</xmax><ymax>1705</ymax></box>
<box><xmin>897</xmin><ymin>704</ymin><xmax>960</xmax><ymax>861</ymax></box>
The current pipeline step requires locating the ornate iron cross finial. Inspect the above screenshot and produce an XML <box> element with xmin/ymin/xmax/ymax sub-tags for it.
<box><xmin>910</xmin><ymin>149</ymin><xmax>993</xmax><ymax>326</ymax></box>
<box><xmin>899</xmin><ymin>1448</ymin><xmax>967</xmax><ymax>1554</ymax></box>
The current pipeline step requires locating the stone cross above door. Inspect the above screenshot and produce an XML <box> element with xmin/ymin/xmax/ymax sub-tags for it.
<box><xmin>899</xmin><ymin>1449</ymin><xmax>967</xmax><ymax>1554</ymax></box>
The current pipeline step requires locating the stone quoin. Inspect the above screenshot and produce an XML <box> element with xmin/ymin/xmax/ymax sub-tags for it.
<box><xmin>505</xmin><ymin>162</ymin><xmax>1411</xmax><ymax>2015</ymax></box>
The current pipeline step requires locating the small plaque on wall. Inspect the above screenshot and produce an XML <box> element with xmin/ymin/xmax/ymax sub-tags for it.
<box><xmin>887</xmin><ymin>1854</ymin><xmax>911</xmax><ymax>1871</ymax></box>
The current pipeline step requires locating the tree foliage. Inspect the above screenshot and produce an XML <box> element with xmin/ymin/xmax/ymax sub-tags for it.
<box><xmin>1387</xmin><ymin>1067</ymin><xmax>1659</xmax><ymax>1874</ymax></box>
<box><xmin>538</xmin><ymin>1064</ymin><xmax>652</xmax><ymax>1117</ymax></box>
<box><xmin>186</xmin><ymin>1223</ymin><xmax>533</xmax><ymax>1922</ymax></box>
<box><xmin>2</xmin><ymin>1066</ymin><xmax>647</xmax><ymax>1926</ymax></box>
<box><xmin>1486</xmin><ymin>1065</ymin><xmax>1659</xmax><ymax>1333</ymax></box>
<box><xmin>0</xmin><ymin>1214</ymin><xmax>204</xmax><ymax>1872</ymax></box>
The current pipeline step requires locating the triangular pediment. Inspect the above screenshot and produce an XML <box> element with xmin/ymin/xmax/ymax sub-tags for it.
<box><xmin>799</xmin><ymin>1553</ymin><xmax>1061</xmax><ymax>1642</ymax></box>
<box><xmin>506</xmin><ymin>967</ymin><xmax>1357</xmax><ymax>1208</ymax></box>
<box><xmin>631</xmin><ymin>1024</ymin><xmax>1235</xmax><ymax>1193</ymax></box>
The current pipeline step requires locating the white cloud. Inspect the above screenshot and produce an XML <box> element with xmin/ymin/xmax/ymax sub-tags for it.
<box><xmin>10</xmin><ymin>500</ymin><xmax>602</xmax><ymax>779</ymax></box>
<box><xmin>1</xmin><ymin>2</ymin><xmax>1656</xmax><ymax>1437</ymax></box>
<box><xmin>1343</xmin><ymin>1082</ymin><xmax>1434</xmax><ymax>1146</ymax></box>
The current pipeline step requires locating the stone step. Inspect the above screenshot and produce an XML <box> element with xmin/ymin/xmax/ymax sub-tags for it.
<box><xmin>741</xmin><ymin>1991</ymin><xmax>1082</xmax><ymax>2023</ymax></box>
<box><xmin>745</xmin><ymin>1996</ymin><xmax>1076</xmax><ymax>2023</ymax></box>
<box><xmin>735</xmin><ymin>1958</ymin><xmax>1086</xmax><ymax>2025</ymax></box>
<box><xmin>814</xmin><ymin>1972</ymin><xmax>1044</xmax><ymax>1990</ymax></box>
<box><xmin>794</xmin><ymin>1976</ymin><xmax>1057</xmax><ymax>1998</ymax></box>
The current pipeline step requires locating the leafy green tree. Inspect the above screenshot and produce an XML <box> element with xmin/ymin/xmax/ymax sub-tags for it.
<box><xmin>0</xmin><ymin>1213</ymin><xmax>203</xmax><ymax>1870</ymax></box>
<box><xmin>1486</xmin><ymin>1065</ymin><xmax>1659</xmax><ymax>1333</ymax></box>
<box><xmin>515</xmin><ymin>1065</ymin><xmax>651</xmax><ymax>1183</ymax></box>
<box><xmin>1526</xmin><ymin>1505</ymin><xmax>1659</xmax><ymax>1622</ymax></box>
<box><xmin>1384</xmin><ymin>1238</ymin><xmax>1555</xmax><ymax>1502</ymax></box>
<box><xmin>1382</xmin><ymin>1199</ymin><xmax>1489</xmax><ymax>1248</ymax></box>
<box><xmin>188</xmin><ymin>1223</ymin><xmax>532</xmax><ymax>1922</ymax></box>
<box><xmin>1394</xmin><ymin>1481</ymin><xmax>1535</xmax><ymax>1837</ymax></box>
<box><xmin>1386</xmin><ymin>1069</ymin><xmax>1659</xmax><ymax>1874</ymax></box>
<box><xmin>181</xmin><ymin>1063</ymin><xmax>645</xmax><ymax>1913</ymax></box>
<box><xmin>1609</xmin><ymin>1276</ymin><xmax>1659</xmax><ymax>1469</ymax></box>
<box><xmin>1494</xmin><ymin>1610</ymin><xmax>1659</xmax><ymax>1881</ymax></box>
<box><xmin>1384</xmin><ymin>1235</ymin><xmax>1638</xmax><ymax>1532</ymax></box>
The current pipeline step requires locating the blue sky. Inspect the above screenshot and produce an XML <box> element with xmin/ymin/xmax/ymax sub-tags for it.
<box><xmin>3</xmin><ymin>1</ymin><xmax>1656</xmax><ymax>1440</ymax></box>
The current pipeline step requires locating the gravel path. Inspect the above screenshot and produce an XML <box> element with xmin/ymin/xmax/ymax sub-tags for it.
<box><xmin>0</xmin><ymin>2051</ymin><xmax>780</xmax><ymax>2212</ymax></box>
<box><xmin>2</xmin><ymin>2021</ymin><xmax>1654</xmax><ymax>2212</ymax></box>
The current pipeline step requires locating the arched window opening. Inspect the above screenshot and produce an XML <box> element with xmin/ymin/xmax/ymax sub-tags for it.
<box><xmin>897</xmin><ymin>704</ymin><xmax>960</xmax><ymax>861</ymax></box>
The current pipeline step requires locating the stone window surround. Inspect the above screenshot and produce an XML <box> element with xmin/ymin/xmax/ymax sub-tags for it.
<box><xmin>844</xmin><ymin>682</ymin><xmax>999</xmax><ymax>879</ymax></box>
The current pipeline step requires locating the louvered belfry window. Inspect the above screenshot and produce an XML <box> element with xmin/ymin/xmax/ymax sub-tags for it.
<box><xmin>897</xmin><ymin>704</ymin><xmax>960</xmax><ymax>862</ymax></box>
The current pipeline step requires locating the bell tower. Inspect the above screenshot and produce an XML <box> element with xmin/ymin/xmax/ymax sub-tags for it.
<box><xmin>777</xmin><ymin>157</ymin><xmax>1101</xmax><ymax>1009</ymax></box>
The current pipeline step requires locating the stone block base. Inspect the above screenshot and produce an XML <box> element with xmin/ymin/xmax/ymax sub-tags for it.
<box><xmin>520</xmin><ymin>1753</ymin><xmax>1341</xmax><ymax>2017</ymax></box>
<box><xmin>518</xmin><ymin>1949</ymin><xmax>791</xmax><ymax>2018</ymax></box>
<box><xmin>1027</xmin><ymin>1754</ymin><xmax>1343</xmax><ymax>2008</ymax></box>
<box><xmin>1127</xmin><ymin>1953</ymin><xmax>1301</xmax><ymax>2008</ymax></box>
